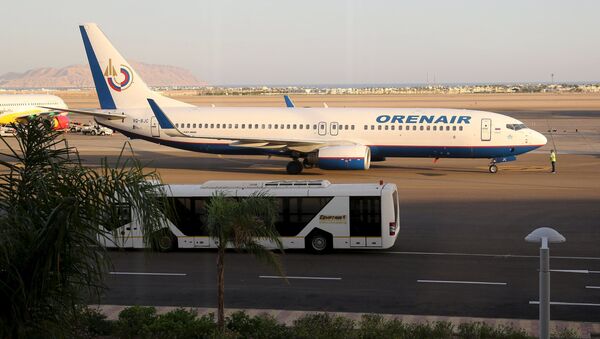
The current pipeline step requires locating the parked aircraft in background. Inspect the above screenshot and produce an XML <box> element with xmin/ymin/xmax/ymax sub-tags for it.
<box><xmin>46</xmin><ymin>23</ymin><xmax>547</xmax><ymax>174</ymax></box>
<box><xmin>0</xmin><ymin>94</ymin><xmax>69</xmax><ymax>130</ymax></box>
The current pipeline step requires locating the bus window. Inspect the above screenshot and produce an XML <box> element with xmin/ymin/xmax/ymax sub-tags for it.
<box><xmin>350</xmin><ymin>196</ymin><xmax>381</xmax><ymax>237</ymax></box>
<box><xmin>168</xmin><ymin>197</ymin><xmax>208</xmax><ymax>236</ymax></box>
<box><xmin>103</xmin><ymin>203</ymin><xmax>132</xmax><ymax>231</ymax></box>
<box><xmin>275</xmin><ymin>197</ymin><xmax>332</xmax><ymax>236</ymax></box>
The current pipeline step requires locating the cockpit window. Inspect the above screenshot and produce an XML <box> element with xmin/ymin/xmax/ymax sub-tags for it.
<box><xmin>506</xmin><ymin>123</ymin><xmax>527</xmax><ymax>131</ymax></box>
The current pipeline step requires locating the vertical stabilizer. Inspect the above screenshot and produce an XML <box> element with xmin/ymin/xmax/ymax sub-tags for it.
<box><xmin>79</xmin><ymin>23</ymin><xmax>192</xmax><ymax>109</ymax></box>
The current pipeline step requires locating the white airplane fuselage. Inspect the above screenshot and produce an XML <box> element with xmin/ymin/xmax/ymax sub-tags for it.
<box><xmin>0</xmin><ymin>94</ymin><xmax>68</xmax><ymax>124</ymax></box>
<box><xmin>97</xmin><ymin>106</ymin><xmax>546</xmax><ymax>160</ymax></box>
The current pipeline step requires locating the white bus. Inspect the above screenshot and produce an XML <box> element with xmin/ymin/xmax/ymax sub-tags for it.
<box><xmin>100</xmin><ymin>180</ymin><xmax>399</xmax><ymax>253</ymax></box>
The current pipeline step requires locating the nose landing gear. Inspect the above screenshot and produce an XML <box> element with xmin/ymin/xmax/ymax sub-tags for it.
<box><xmin>489</xmin><ymin>163</ymin><xmax>498</xmax><ymax>174</ymax></box>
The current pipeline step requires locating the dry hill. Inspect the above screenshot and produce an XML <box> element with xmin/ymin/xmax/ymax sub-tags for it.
<box><xmin>0</xmin><ymin>61</ymin><xmax>206</xmax><ymax>88</ymax></box>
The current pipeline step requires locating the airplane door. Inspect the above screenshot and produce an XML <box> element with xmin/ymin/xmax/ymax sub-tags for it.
<box><xmin>150</xmin><ymin>117</ymin><xmax>160</xmax><ymax>137</ymax></box>
<box><xmin>330</xmin><ymin>122</ymin><xmax>339</xmax><ymax>136</ymax></box>
<box><xmin>318</xmin><ymin>121</ymin><xmax>327</xmax><ymax>136</ymax></box>
<box><xmin>481</xmin><ymin>118</ymin><xmax>491</xmax><ymax>141</ymax></box>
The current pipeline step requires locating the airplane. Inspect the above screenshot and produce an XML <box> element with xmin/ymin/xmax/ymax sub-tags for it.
<box><xmin>0</xmin><ymin>94</ymin><xmax>70</xmax><ymax>129</ymax></box>
<box><xmin>47</xmin><ymin>23</ymin><xmax>547</xmax><ymax>174</ymax></box>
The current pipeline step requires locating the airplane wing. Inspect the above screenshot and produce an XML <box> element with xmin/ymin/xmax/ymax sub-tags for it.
<box><xmin>148</xmin><ymin>99</ymin><xmax>353</xmax><ymax>152</ymax></box>
<box><xmin>39</xmin><ymin>106</ymin><xmax>128</xmax><ymax>120</ymax></box>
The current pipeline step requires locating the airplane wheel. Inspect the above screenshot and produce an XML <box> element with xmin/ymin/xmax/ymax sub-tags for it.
<box><xmin>286</xmin><ymin>160</ymin><xmax>303</xmax><ymax>175</ymax></box>
<box><xmin>90</xmin><ymin>130</ymin><xmax>97</xmax><ymax>136</ymax></box>
<box><xmin>489</xmin><ymin>164</ymin><xmax>498</xmax><ymax>173</ymax></box>
<box><xmin>303</xmin><ymin>158</ymin><xmax>314</xmax><ymax>169</ymax></box>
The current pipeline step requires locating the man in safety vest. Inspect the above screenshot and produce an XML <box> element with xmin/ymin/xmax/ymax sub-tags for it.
<box><xmin>550</xmin><ymin>150</ymin><xmax>557</xmax><ymax>173</ymax></box>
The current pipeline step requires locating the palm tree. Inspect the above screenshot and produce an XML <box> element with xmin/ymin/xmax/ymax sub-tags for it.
<box><xmin>0</xmin><ymin>118</ymin><xmax>169</xmax><ymax>338</ymax></box>
<box><xmin>205</xmin><ymin>192</ymin><xmax>285</xmax><ymax>330</ymax></box>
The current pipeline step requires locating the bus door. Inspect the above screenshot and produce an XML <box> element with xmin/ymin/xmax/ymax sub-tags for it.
<box><xmin>110</xmin><ymin>203</ymin><xmax>135</xmax><ymax>248</ymax></box>
<box><xmin>349</xmin><ymin>196</ymin><xmax>382</xmax><ymax>247</ymax></box>
<box><xmin>318</xmin><ymin>121</ymin><xmax>327</xmax><ymax>136</ymax></box>
<box><xmin>150</xmin><ymin>117</ymin><xmax>160</xmax><ymax>137</ymax></box>
<box><xmin>481</xmin><ymin>118</ymin><xmax>491</xmax><ymax>141</ymax></box>
<box><xmin>330</xmin><ymin>122</ymin><xmax>339</xmax><ymax>136</ymax></box>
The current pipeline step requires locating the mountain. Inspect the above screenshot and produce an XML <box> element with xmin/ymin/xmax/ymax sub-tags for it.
<box><xmin>0</xmin><ymin>61</ymin><xmax>206</xmax><ymax>88</ymax></box>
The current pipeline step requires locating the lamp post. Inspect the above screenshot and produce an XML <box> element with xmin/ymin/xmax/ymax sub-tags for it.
<box><xmin>525</xmin><ymin>227</ymin><xmax>566</xmax><ymax>339</ymax></box>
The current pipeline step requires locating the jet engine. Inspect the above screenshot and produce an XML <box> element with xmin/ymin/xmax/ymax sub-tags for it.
<box><xmin>313</xmin><ymin>145</ymin><xmax>371</xmax><ymax>170</ymax></box>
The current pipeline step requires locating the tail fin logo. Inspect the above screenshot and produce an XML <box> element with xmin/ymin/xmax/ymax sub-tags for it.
<box><xmin>103</xmin><ymin>58</ymin><xmax>133</xmax><ymax>92</ymax></box>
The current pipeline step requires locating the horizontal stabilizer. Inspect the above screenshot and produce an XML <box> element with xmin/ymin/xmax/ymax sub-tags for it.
<box><xmin>147</xmin><ymin>99</ymin><xmax>186</xmax><ymax>137</ymax></box>
<box><xmin>39</xmin><ymin>106</ymin><xmax>127</xmax><ymax>120</ymax></box>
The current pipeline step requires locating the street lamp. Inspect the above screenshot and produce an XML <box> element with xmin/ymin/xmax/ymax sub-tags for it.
<box><xmin>525</xmin><ymin>227</ymin><xmax>566</xmax><ymax>339</ymax></box>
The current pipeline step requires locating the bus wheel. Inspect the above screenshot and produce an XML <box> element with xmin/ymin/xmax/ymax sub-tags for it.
<box><xmin>157</xmin><ymin>233</ymin><xmax>176</xmax><ymax>252</ymax></box>
<box><xmin>307</xmin><ymin>232</ymin><xmax>330</xmax><ymax>254</ymax></box>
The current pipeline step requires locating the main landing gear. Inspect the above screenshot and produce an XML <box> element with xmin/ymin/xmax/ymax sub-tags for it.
<box><xmin>286</xmin><ymin>159</ymin><xmax>303</xmax><ymax>174</ymax></box>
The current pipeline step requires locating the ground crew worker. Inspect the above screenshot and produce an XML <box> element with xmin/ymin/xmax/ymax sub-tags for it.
<box><xmin>550</xmin><ymin>149</ymin><xmax>557</xmax><ymax>173</ymax></box>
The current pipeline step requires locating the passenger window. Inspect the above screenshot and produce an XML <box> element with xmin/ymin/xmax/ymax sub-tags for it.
<box><xmin>351</xmin><ymin>125</ymin><xmax>355</xmax><ymax>130</ymax></box>
<box><xmin>459</xmin><ymin>126</ymin><xmax>463</xmax><ymax>131</ymax></box>
<box><xmin>274</xmin><ymin>124</ymin><xmax>278</xmax><ymax>129</ymax></box>
<box><xmin>262</xmin><ymin>124</ymin><xmax>266</xmax><ymax>129</ymax></box>
<box><xmin>216</xmin><ymin>124</ymin><xmax>220</xmax><ymax>128</ymax></box>
<box><xmin>378</xmin><ymin>125</ymin><xmax>382</xmax><ymax>130</ymax></box>
<box><xmin>193</xmin><ymin>123</ymin><xmax>196</xmax><ymax>128</ymax></box>
<box><xmin>446</xmin><ymin>126</ymin><xmax>450</xmax><ymax>131</ymax></box>
<box><xmin>187</xmin><ymin>123</ymin><xmax>191</xmax><ymax>128</ymax></box>
<box><xmin>364</xmin><ymin>125</ymin><xmax>368</xmax><ymax>130</ymax></box>
<box><xmin>235</xmin><ymin>124</ymin><xmax>239</xmax><ymax>128</ymax></box>
<box><xmin>384</xmin><ymin>125</ymin><xmax>389</xmax><ymax>130</ymax></box>
<box><xmin>399</xmin><ymin>125</ymin><xmax>403</xmax><ymax>131</ymax></box>
<box><xmin>426</xmin><ymin>126</ymin><xmax>430</xmax><ymax>131</ymax></box>
<box><xmin>242</xmin><ymin>124</ymin><xmax>245</xmax><ymax>129</ymax></box>
<box><xmin>210</xmin><ymin>124</ymin><xmax>214</xmax><ymax>128</ymax></box>
<box><xmin>286</xmin><ymin>124</ymin><xmax>291</xmax><ymax>129</ymax></box>
<box><xmin>420</xmin><ymin>126</ymin><xmax>424</xmax><ymax>131</ymax></box>
<box><xmin>452</xmin><ymin>126</ymin><xmax>457</xmax><ymax>131</ymax></box>
<box><xmin>268</xmin><ymin>124</ymin><xmax>272</xmax><ymax>129</ymax></box>
<box><xmin>313</xmin><ymin>124</ymin><xmax>317</xmax><ymax>130</ymax></box>
<box><xmin>293</xmin><ymin>124</ymin><xmax>297</xmax><ymax>129</ymax></box>
<box><xmin>299</xmin><ymin>124</ymin><xmax>303</xmax><ymax>129</ymax></box>
<box><xmin>412</xmin><ymin>126</ymin><xmax>417</xmax><ymax>131</ymax></box>
<box><xmin>391</xmin><ymin>125</ymin><xmax>395</xmax><ymax>130</ymax></box>
<box><xmin>255</xmin><ymin>124</ymin><xmax>259</xmax><ymax>129</ymax></box>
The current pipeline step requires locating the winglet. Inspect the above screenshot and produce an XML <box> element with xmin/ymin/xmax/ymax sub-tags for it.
<box><xmin>284</xmin><ymin>95</ymin><xmax>295</xmax><ymax>108</ymax></box>
<box><xmin>147</xmin><ymin>99</ymin><xmax>186</xmax><ymax>137</ymax></box>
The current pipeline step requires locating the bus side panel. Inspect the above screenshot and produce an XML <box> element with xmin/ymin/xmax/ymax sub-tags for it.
<box><xmin>298</xmin><ymin>196</ymin><xmax>351</xmax><ymax>249</ymax></box>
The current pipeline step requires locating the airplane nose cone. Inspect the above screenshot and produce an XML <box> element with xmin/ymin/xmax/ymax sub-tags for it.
<box><xmin>535</xmin><ymin>131</ymin><xmax>547</xmax><ymax>146</ymax></box>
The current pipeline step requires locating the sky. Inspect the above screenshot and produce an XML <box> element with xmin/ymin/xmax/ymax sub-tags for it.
<box><xmin>1</xmin><ymin>0</ymin><xmax>599</xmax><ymax>85</ymax></box>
